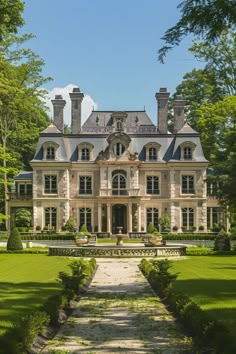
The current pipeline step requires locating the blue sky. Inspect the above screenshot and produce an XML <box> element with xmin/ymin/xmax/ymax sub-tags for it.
<box><xmin>22</xmin><ymin>0</ymin><xmax>203</xmax><ymax>125</ymax></box>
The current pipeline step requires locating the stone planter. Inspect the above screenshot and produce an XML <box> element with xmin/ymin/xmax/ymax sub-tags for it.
<box><xmin>149</xmin><ymin>237</ymin><xmax>163</xmax><ymax>246</ymax></box>
<box><xmin>75</xmin><ymin>238</ymin><xmax>88</xmax><ymax>246</ymax></box>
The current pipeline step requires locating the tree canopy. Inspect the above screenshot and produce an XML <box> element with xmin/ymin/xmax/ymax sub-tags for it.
<box><xmin>158</xmin><ymin>0</ymin><xmax>236</xmax><ymax>63</ymax></box>
<box><xmin>0</xmin><ymin>0</ymin><xmax>24</xmax><ymax>40</ymax></box>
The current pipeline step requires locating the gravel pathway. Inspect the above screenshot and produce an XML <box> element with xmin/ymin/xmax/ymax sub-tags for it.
<box><xmin>43</xmin><ymin>258</ymin><xmax>191</xmax><ymax>354</ymax></box>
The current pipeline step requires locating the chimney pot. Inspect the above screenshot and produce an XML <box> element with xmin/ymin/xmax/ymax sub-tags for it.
<box><xmin>55</xmin><ymin>94</ymin><xmax>63</xmax><ymax>99</ymax></box>
<box><xmin>159</xmin><ymin>87</ymin><xmax>167</xmax><ymax>93</ymax></box>
<box><xmin>73</xmin><ymin>87</ymin><xmax>80</xmax><ymax>92</ymax></box>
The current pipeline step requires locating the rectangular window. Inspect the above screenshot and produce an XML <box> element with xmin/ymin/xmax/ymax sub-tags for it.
<box><xmin>146</xmin><ymin>176</ymin><xmax>159</xmax><ymax>194</ymax></box>
<box><xmin>79</xmin><ymin>208</ymin><xmax>92</xmax><ymax>231</ymax></box>
<box><xmin>146</xmin><ymin>208</ymin><xmax>159</xmax><ymax>229</ymax></box>
<box><xmin>45</xmin><ymin>207</ymin><xmax>57</xmax><ymax>229</ymax></box>
<box><xmin>44</xmin><ymin>175</ymin><xmax>57</xmax><ymax>194</ymax></box>
<box><xmin>182</xmin><ymin>175</ymin><xmax>194</xmax><ymax>194</ymax></box>
<box><xmin>182</xmin><ymin>208</ymin><xmax>194</xmax><ymax>229</ymax></box>
<box><xmin>79</xmin><ymin>176</ymin><xmax>92</xmax><ymax>194</ymax></box>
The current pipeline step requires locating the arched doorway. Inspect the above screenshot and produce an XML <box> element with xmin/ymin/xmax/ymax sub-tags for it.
<box><xmin>112</xmin><ymin>204</ymin><xmax>127</xmax><ymax>234</ymax></box>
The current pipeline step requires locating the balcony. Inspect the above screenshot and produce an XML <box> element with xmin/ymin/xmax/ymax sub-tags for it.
<box><xmin>99</xmin><ymin>188</ymin><xmax>140</xmax><ymax>197</ymax></box>
<box><xmin>8</xmin><ymin>192</ymin><xmax>32</xmax><ymax>200</ymax></box>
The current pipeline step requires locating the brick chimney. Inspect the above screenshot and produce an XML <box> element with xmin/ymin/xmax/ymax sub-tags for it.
<box><xmin>155</xmin><ymin>88</ymin><xmax>170</xmax><ymax>134</ymax></box>
<box><xmin>51</xmin><ymin>95</ymin><xmax>66</xmax><ymax>132</ymax></box>
<box><xmin>173</xmin><ymin>95</ymin><xmax>185</xmax><ymax>133</ymax></box>
<box><xmin>69</xmin><ymin>87</ymin><xmax>84</xmax><ymax>134</ymax></box>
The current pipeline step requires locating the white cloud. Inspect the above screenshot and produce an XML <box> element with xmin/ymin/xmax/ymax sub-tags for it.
<box><xmin>44</xmin><ymin>83</ymin><xmax>98</xmax><ymax>127</ymax></box>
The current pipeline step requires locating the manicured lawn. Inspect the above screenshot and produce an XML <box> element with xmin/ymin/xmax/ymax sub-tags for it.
<box><xmin>171</xmin><ymin>256</ymin><xmax>236</xmax><ymax>339</ymax></box>
<box><xmin>0</xmin><ymin>254</ymin><xmax>71</xmax><ymax>335</ymax></box>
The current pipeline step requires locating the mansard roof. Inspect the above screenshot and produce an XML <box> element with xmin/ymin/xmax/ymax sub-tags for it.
<box><xmin>15</xmin><ymin>171</ymin><xmax>33</xmax><ymax>180</ymax></box>
<box><xmin>31</xmin><ymin>111</ymin><xmax>207</xmax><ymax>163</ymax></box>
<box><xmin>83</xmin><ymin>110</ymin><xmax>153</xmax><ymax>130</ymax></box>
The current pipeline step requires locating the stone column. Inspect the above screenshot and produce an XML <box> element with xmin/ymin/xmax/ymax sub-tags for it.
<box><xmin>128</xmin><ymin>203</ymin><xmax>132</xmax><ymax>233</ymax></box>
<box><xmin>51</xmin><ymin>95</ymin><xmax>66</xmax><ymax>132</ymax></box>
<box><xmin>98</xmin><ymin>203</ymin><xmax>102</xmax><ymax>232</ymax></box>
<box><xmin>107</xmin><ymin>203</ymin><xmax>111</xmax><ymax>234</ymax></box>
<box><xmin>137</xmin><ymin>204</ymin><xmax>141</xmax><ymax>232</ymax></box>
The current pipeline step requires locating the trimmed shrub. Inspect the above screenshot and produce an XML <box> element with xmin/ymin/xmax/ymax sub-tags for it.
<box><xmin>63</xmin><ymin>217</ymin><xmax>76</xmax><ymax>232</ymax></box>
<box><xmin>147</xmin><ymin>223</ymin><xmax>156</xmax><ymax>234</ymax></box>
<box><xmin>1</xmin><ymin>311</ymin><xmax>49</xmax><ymax>353</ymax></box>
<box><xmin>140</xmin><ymin>258</ymin><xmax>234</xmax><ymax>353</ymax></box>
<box><xmin>43</xmin><ymin>294</ymin><xmax>68</xmax><ymax>325</ymax></box>
<box><xmin>7</xmin><ymin>227</ymin><xmax>23</xmax><ymax>251</ymax></box>
<box><xmin>15</xmin><ymin>208</ymin><xmax>32</xmax><ymax>228</ymax></box>
<box><xmin>35</xmin><ymin>225</ymin><xmax>41</xmax><ymax>231</ymax></box>
<box><xmin>58</xmin><ymin>258</ymin><xmax>96</xmax><ymax>294</ymax></box>
<box><xmin>214</xmin><ymin>230</ymin><xmax>231</xmax><ymax>251</ymax></box>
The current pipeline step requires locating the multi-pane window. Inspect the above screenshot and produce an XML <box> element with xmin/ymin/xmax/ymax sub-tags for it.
<box><xmin>149</xmin><ymin>147</ymin><xmax>157</xmax><ymax>161</ymax></box>
<box><xmin>146</xmin><ymin>176</ymin><xmax>159</xmax><ymax>194</ymax></box>
<box><xmin>182</xmin><ymin>208</ymin><xmax>194</xmax><ymax>229</ymax></box>
<box><xmin>207</xmin><ymin>207</ymin><xmax>225</xmax><ymax>228</ymax></box>
<box><xmin>182</xmin><ymin>175</ymin><xmax>194</xmax><ymax>193</ymax></box>
<box><xmin>44</xmin><ymin>175</ymin><xmax>57</xmax><ymax>194</ymax></box>
<box><xmin>19</xmin><ymin>184</ymin><xmax>32</xmax><ymax>195</ymax></box>
<box><xmin>46</xmin><ymin>146</ymin><xmax>55</xmax><ymax>160</ymax></box>
<box><xmin>112</xmin><ymin>170</ymin><xmax>127</xmax><ymax>195</ymax></box>
<box><xmin>79</xmin><ymin>208</ymin><xmax>92</xmax><ymax>230</ymax></box>
<box><xmin>79</xmin><ymin>176</ymin><xmax>92</xmax><ymax>194</ymax></box>
<box><xmin>207</xmin><ymin>182</ymin><xmax>222</xmax><ymax>197</ymax></box>
<box><xmin>81</xmin><ymin>147</ymin><xmax>90</xmax><ymax>161</ymax></box>
<box><xmin>114</xmin><ymin>143</ymin><xmax>125</xmax><ymax>156</ymax></box>
<box><xmin>146</xmin><ymin>208</ymin><xmax>159</xmax><ymax>229</ymax></box>
<box><xmin>45</xmin><ymin>207</ymin><xmax>57</xmax><ymax>229</ymax></box>
<box><xmin>183</xmin><ymin>147</ymin><xmax>192</xmax><ymax>160</ymax></box>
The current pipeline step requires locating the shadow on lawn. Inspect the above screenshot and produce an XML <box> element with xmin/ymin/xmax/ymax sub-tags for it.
<box><xmin>174</xmin><ymin>278</ymin><xmax>236</xmax><ymax>343</ymax></box>
<box><xmin>0</xmin><ymin>281</ymin><xmax>61</xmax><ymax>333</ymax></box>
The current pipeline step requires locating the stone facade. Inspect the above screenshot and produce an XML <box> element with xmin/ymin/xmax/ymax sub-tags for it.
<box><xmin>7</xmin><ymin>87</ymin><xmax>223</xmax><ymax>233</ymax></box>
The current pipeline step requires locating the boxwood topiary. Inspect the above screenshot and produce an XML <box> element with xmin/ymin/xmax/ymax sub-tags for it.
<box><xmin>214</xmin><ymin>230</ymin><xmax>231</xmax><ymax>251</ymax></box>
<box><xmin>7</xmin><ymin>227</ymin><xmax>23</xmax><ymax>251</ymax></box>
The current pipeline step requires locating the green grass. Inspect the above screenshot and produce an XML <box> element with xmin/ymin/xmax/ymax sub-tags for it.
<box><xmin>0</xmin><ymin>254</ymin><xmax>71</xmax><ymax>335</ymax></box>
<box><xmin>171</xmin><ymin>256</ymin><xmax>236</xmax><ymax>339</ymax></box>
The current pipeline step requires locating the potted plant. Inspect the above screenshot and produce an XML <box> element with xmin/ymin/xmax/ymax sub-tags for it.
<box><xmin>74</xmin><ymin>232</ymin><xmax>88</xmax><ymax>246</ymax></box>
<box><xmin>173</xmin><ymin>225</ymin><xmax>178</xmax><ymax>232</ymax></box>
<box><xmin>199</xmin><ymin>225</ymin><xmax>204</xmax><ymax>231</ymax></box>
<box><xmin>149</xmin><ymin>231</ymin><xmax>163</xmax><ymax>246</ymax></box>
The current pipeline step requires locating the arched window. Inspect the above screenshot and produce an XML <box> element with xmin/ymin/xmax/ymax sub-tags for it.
<box><xmin>46</xmin><ymin>146</ymin><xmax>55</xmax><ymax>160</ymax></box>
<box><xmin>149</xmin><ymin>147</ymin><xmax>157</xmax><ymax>161</ymax></box>
<box><xmin>78</xmin><ymin>143</ymin><xmax>94</xmax><ymax>161</ymax></box>
<box><xmin>114</xmin><ymin>143</ymin><xmax>125</xmax><ymax>156</ymax></box>
<box><xmin>112</xmin><ymin>170</ymin><xmax>127</xmax><ymax>195</ymax></box>
<box><xmin>179</xmin><ymin>142</ymin><xmax>196</xmax><ymax>160</ymax></box>
<box><xmin>183</xmin><ymin>147</ymin><xmax>192</xmax><ymax>160</ymax></box>
<box><xmin>145</xmin><ymin>142</ymin><xmax>161</xmax><ymax>162</ymax></box>
<box><xmin>81</xmin><ymin>147</ymin><xmax>90</xmax><ymax>161</ymax></box>
<box><xmin>43</xmin><ymin>142</ymin><xmax>59</xmax><ymax>160</ymax></box>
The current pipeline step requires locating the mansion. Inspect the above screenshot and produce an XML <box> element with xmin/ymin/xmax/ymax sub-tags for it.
<box><xmin>7</xmin><ymin>87</ymin><xmax>224</xmax><ymax>233</ymax></box>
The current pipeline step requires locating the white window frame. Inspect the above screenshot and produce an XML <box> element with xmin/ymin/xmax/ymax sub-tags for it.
<box><xmin>43</xmin><ymin>174</ymin><xmax>58</xmax><ymax>195</ymax></box>
<box><xmin>44</xmin><ymin>207</ymin><xmax>57</xmax><ymax>230</ymax></box>
<box><xmin>182</xmin><ymin>207</ymin><xmax>195</xmax><ymax>229</ymax></box>
<box><xmin>78</xmin><ymin>172</ymin><xmax>93</xmax><ymax>196</ymax></box>
<box><xmin>180</xmin><ymin>173</ymin><xmax>195</xmax><ymax>195</ymax></box>
<box><xmin>146</xmin><ymin>207</ymin><xmax>159</xmax><ymax>230</ymax></box>
<box><xmin>146</xmin><ymin>175</ymin><xmax>160</xmax><ymax>195</ymax></box>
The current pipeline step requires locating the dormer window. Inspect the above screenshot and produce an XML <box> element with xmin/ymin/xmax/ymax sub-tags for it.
<box><xmin>46</xmin><ymin>146</ymin><xmax>55</xmax><ymax>160</ymax></box>
<box><xmin>114</xmin><ymin>143</ymin><xmax>125</xmax><ymax>156</ymax></box>
<box><xmin>81</xmin><ymin>147</ymin><xmax>90</xmax><ymax>161</ymax></box>
<box><xmin>78</xmin><ymin>143</ymin><xmax>94</xmax><ymax>161</ymax></box>
<box><xmin>183</xmin><ymin>147</ymin><xmax>192</xmax><ymax>160</ymax></box>
<box><xmin>43</xmin><ymin>142</ymin><xmax>59</xmax><ymax>160</ymax></box>
<box><xmin>145</xmin><ymin>142</ymin><xmax>161</xmax><ymax>162</ymax></box>
<box><xmin>180</xmin><ymin>142</ymin><xmax>196</xmax><ymax>161</ymax></box>
<box><xmin>149</xmin><ymin>147</ymin><xmax>157</xmax><ymax>161</ymax></box>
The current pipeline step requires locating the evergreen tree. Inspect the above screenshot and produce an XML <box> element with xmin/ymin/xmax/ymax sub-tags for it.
<box><xmin>7</xmin><ymin>226</ymin><xmax>23</xmax><ymax>250</ymax></box>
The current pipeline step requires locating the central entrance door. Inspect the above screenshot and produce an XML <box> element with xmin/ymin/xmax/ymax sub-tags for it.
<box><xmin>112</xmin><ymin>204</ymin><xmax>127</xmax><ymax>234</ymax></box>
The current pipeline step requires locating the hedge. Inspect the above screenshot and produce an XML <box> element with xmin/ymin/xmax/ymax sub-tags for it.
<box><xmin>0</xmin><ymin>258</ymin><xmax>96</xmax><ymax>354</ymax></box>
<box><xmin>140</xmin><ymin>259</ymin><xmax>234</xmax><ymax>353</ymax></box>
